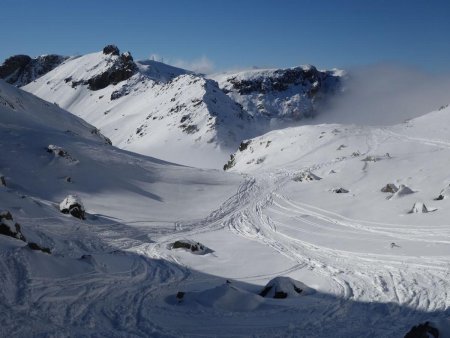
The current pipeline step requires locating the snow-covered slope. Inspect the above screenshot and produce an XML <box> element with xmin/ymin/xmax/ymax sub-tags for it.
<box><xmin>212</xmin><ymin>65</ymin><xmax>342</xmax><ymax>119</ymax></box>
<box><xmin>0</xmin><ymin>54</ymin><xmax>67</xmax><ymax>86</ymax></box>
<box><xmin>22</xmin><ymin>46</ymin><xmax>342</xmax><ymax>168</ymax></box>
<box><xmin>2</xmin><ymin>79</ymin><xmax>449</xmax><ymax>337</ymax></box>
<box><xmin>22</xmin><ymin>46</ymin><xmax>260</xmax><ymax>168</ymax></box>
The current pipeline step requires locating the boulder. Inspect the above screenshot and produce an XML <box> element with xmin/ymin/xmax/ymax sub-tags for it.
<box><xmin>381</xmin><ymin>183</ymin><xmax>398</xmax><ymax>193</ymax></box>
<box><xmin>0</xmin><ymin>174</ymin><xmax>6</xmax><ymax>187</ymax></box>
<box><xmin>435</xmin><ymin>184</ymin><xmax>450</xmax><ymax>200</ymax></box>
<box><xmin>27</xmin><ymin>242</ymin><xmax>51</xmax><ymax>254</ymax></box>
<box><xmin>332</xmin><ymin>187</ymin><xmax>349</xmax><ymax>194</ymax></box>
<box><xmin>169</xmin><ymin>240</ymin><xmax>211</xmax><ymax>255</ymax></box>
<box><xmin>59</xmin><ymin>195</ymin><xmax>85</xmax><ymax>219</ymax></box>
<box><xmin>259</xmin><ymin>276</ymin><xmax>315</xmax><ymax>299</ymax></box>
<box><xmin>404</xmin><ymin>321</ymin><xmax>439</xmax><ymax>338</ymax></box>
<box><xmin>0</xmin><ymin>211</ymin><xmax>26</xmax><ymax>241</ymax></box>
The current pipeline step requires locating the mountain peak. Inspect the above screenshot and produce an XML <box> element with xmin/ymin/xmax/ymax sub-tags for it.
<box><xmin>102</xmin><ymin>44</ymin><xmax>120</xmax><ymax>56</ymax></box>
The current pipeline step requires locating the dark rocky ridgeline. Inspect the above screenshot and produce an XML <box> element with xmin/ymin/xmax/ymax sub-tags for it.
<box><xmin>0</xmin><ymin>54</ymin><xmax>67</xmax><ymax>86</ymax></box>
<box><xmin>226</xmin><ymin>66</ymin><xmax>340</xmax><ymax>97</ymax></box>
<box><xmin>86</xmin><ymin>45</ymin><xmax>137</xmax><ymax>91</ymax></box>
<box><xmin>221</xmin><ymin>65</ymin><xmax>342</xmax><ymax>120</ymax></box>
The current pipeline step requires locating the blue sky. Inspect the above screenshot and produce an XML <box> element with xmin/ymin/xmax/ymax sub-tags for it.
<box><xmin>1</xmin><ymin>0</ymin><xmax>450</xmax><ymax>72</ymax></box>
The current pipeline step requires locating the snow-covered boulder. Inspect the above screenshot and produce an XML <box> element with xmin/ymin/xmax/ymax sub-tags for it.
<box><xmin>259</xmin><ymin>276</ymin><xmax>315</xmax><ymax>299</ymax></box>
<box><xmin>389</xmin><ymin>184</ymin><xmax>414</xmax><ymax>199</ymax></box>
<box><xmin>0</xmin><ymin>211</ymin><xmax>26</xmax><ymax>241</ymax></box>
<box><xmin>168</xmin><ymin>240</ymin><xmax>211</xmax><ymax>255</ymax></box>
<box><xmin>409</xmin><ymin>202</ymin><xmax>437</xmax><ymax>214</ymax></box>
<box><xmin>59</xmin><ymin>195</ymin><xmax>85</xmax><ymax>219</ymax></box>
<box><xmin>381</xmin><ymin>183</ymin><xmax>398</xmax><ymax>193</ymax></box>
<box><xmin>435</xmin><ymin>184</ymin><xmax>450</xmax><ymax>200</ymax></box>
<box><xmin>176</xmin><ymin>282</ymin><xmax>265</xmax><ymax>312</ymax></box>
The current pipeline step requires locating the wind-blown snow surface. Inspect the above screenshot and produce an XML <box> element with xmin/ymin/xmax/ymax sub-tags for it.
<box><xmin>2</xmin><ymin>79</ymin><xmax>449</xmax><ymax>337</ymax></box>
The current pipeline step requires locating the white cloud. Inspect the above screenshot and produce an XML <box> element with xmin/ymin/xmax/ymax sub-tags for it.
<box><xmin>170</xmin><ymin>56</ymin><xmax>215</xmax><ymax>74</ymax></box>
<box><xmin>317</xmin><ymin>63</ymin><xmax>450</xmax><ymax>125</ymax></box>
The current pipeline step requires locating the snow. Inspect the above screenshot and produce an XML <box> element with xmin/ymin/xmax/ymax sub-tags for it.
<box><xmin>23</xmin><ymin>49</ymin><xmax>341</xmax><ymax>169</ymax></box>
<box><xmin>2</xmin><ymin>71</ymin><xmax>450</xmax><ymax>337</ymax></box>
<box><xmin>23</xmin><ymin>51</ymin><xmax>258</xmax><ymax>169</ymax></box>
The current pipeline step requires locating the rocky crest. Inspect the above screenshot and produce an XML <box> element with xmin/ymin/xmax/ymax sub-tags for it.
<box><xmin>215</xmin><ymin>65</ymin><xmax>342</xmax><ymax>119</ymax></box>
<box><xmin>0</xmin><ymin>54</ymin><xmax>67</xmax><ymax>86</ymax></box>
<box><xmin>71</xmin><ymin>45</ymin><xmax>137</xmax><ymax>91</ymax></box>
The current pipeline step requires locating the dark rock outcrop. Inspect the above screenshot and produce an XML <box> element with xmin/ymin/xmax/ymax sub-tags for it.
<box><xmin>0</xmin><ymin>211</ymin><xmax>26</xmax><ymax>242</ymax></box>
<box><xmin>87</xmin><ymin>49</ymin><xmax>137</xmax><ymax>91</ymax></box>
<box><xmin>0</xmin><ymin>54</ymin><xmax>67</xmax><ymax>86</ymax></box>
<box><xmin>239</xmin><ymin>140</ymin><xmax>251</xmax><ymax>152</ymax></box>
<box><xmin>223</xmin><ymin>154</ymin><xmax>236</xmax><ymax>171</ymax></box>
<box><xmin>227</xmin><ymin>66</ymin><xmax>339</xmax><ymax>97</ymax></box>
<box><xmin>103</xmin><ymin>44</ymin><xmax>120</xmax><ymax>56</ymax></box>
<box><xmin>169</xmin><ymin>240</ymin><xmax>211</xmax><ymax>254</ymax></box>
<box><xmin>404</xmin><ymin>321</ymin><xmax>439</xmax><ymax>338</ymax></box>
<box><xmin>333</xmin><ymin>188</ymin><xmax>349</xmax><ymax>194</ymax></box>
<box><xmin>27</xmin><ymin>242</ymin><xmax>51</xmax><ymax>254</ymax></box>
<box><xmin>381</xmin><ymin>183</ymin><xmax>398</xmax><ymax>193</ymax></box>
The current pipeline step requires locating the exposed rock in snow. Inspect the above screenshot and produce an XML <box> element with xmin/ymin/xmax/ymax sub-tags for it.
<box><xmin>223</xmin><ymin>154</ymin><xmax>236</xmax><ymax>171</ymax></box>
<box><xmin>0</xmin><ymin>211</ymin><xmax>26</xmax><ymax>241</ymax></box>
<box><xmin>332</xmin><ymin>187</ymin><xmax>349</xmax><ymax>194</ymax></box>
<box><xmin>46</xmin><ymin>145</ymin><xmax>77</xmax><ymax>162</ymax></box>
<box><xmin>404</xmin><ymin>321</ymin><xmax>440</xmax><ymax>338</ymax></box>
<box><xmin>293</xmin><ymin>171</ymin><xmax>321</xmax><ymax>182</ymax></box>
<box><xmin>435</xmin><ymin>184</ymin><xmax>450</xmax><ymax>200</ymax></box>
<box><xmin>0</xmin><ymin>174</ymin><xmax>6</xmax><ymax>187</ymax></box>
<box><xmin>381</xmin><ymin>183</ymin><xmax>399</xmax><ymax>193</ymax></box>
<box><xmin>409</xmin><ymin>202</ymin><xmax>437</xmax><ymax>214</ymax></box>
<box><xmin>0</xmin><ymin>54</ymin><xmax>67</xmax><ymax>86</ymax></box>
<box><xmin>389</xmin><ymin>184</ymin><xmax>415</xmax><ymax>199</ymax></box>
<box><xmin>169</xmin><ymin>240</ymin><xmax>211</xmax><ymax>255</ymax></box>
<box><xmin>259</xmin><ymin>276</ymin><xmax>315</xmax><ymax>299</ymax></box>
<box><xmin>213</xmin><ymin>65</ymin><xmax>342</xmax><ymax>120</ymax></box>
<box><xmin>59</xmin><ymin>195</ymin><xmax>85</xmax><ymax>219</ymax></box>
<box><xmin>27</xmin><ymin>242</ymin><xmax>51</xmax><ymax>254</ymax></box>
